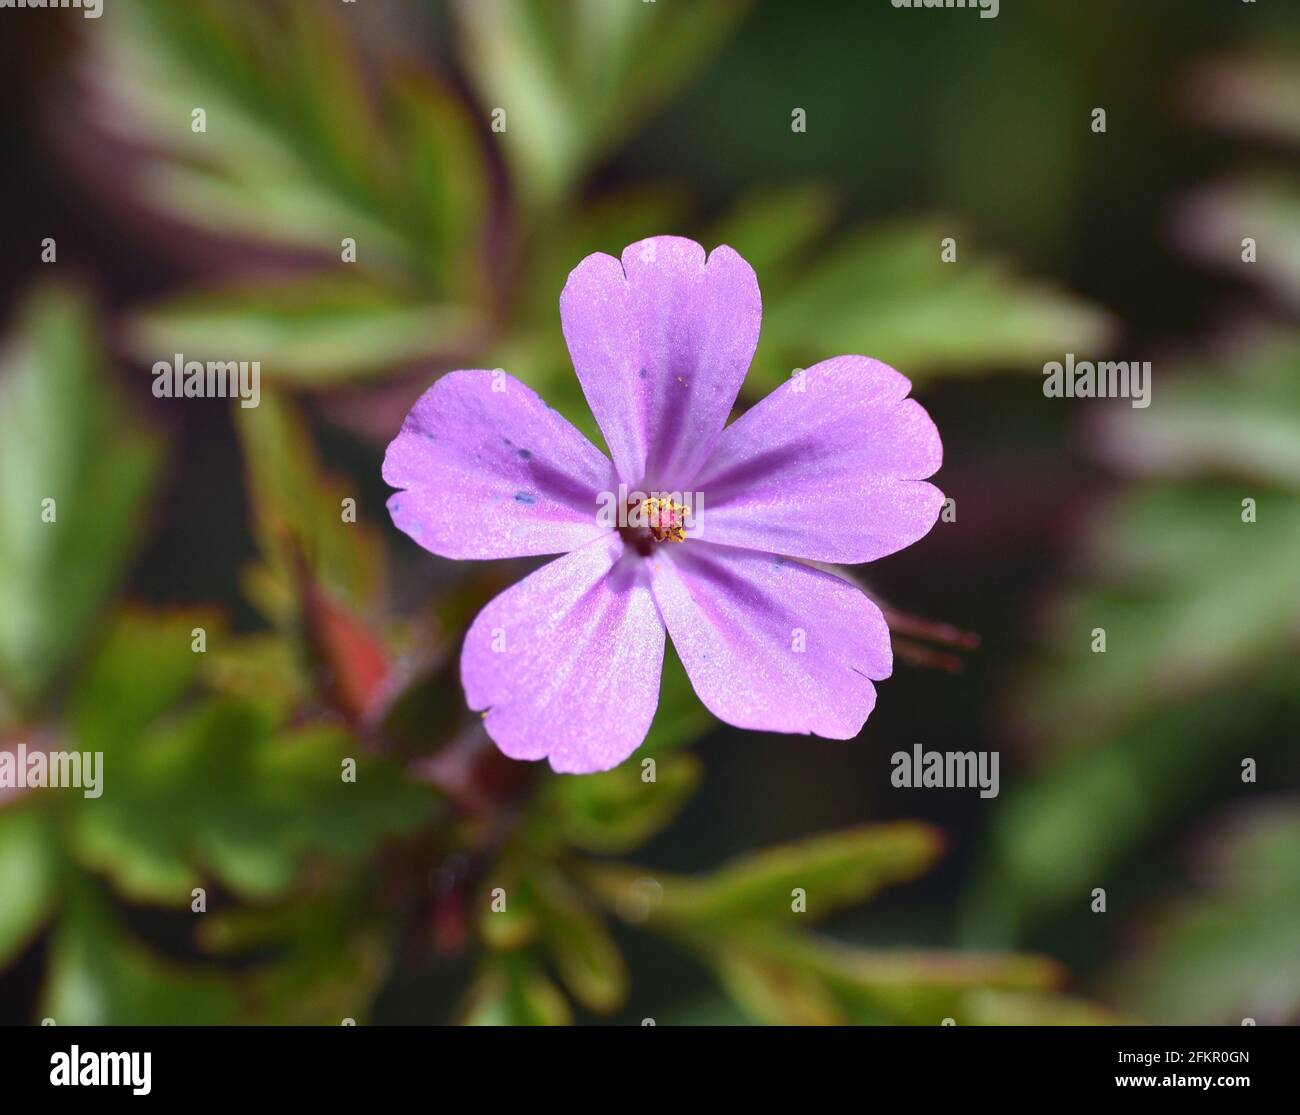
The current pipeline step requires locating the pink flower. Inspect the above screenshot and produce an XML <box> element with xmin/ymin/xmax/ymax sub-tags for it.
<box><xmin>384</xmin><ymin>237</ymin><xmax>943</xmax><ymax>773</ymax></box>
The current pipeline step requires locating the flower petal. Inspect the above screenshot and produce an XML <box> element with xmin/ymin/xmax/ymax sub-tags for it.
<box><xmin>559</xmin><ymin>236</ymin><xmax>761</xmax><ymax>489</ymax></box>
<box><xmin>383</xmin><ymin>369</ymin><xmax>614</xmax><ymax>559</ymax></box>
<box><xmin>694</xmin><ymin>356</ymin><xmax>944</xmax><ymax>564</ymax></box>
<box><xmin>647</xmin><ymin>540</ymin><xmax>891</xmax><ymax>738</ymax></box>
<box><xmin>462</xmin><ymin>535</ymin><xmax>665</xmax><ymax>773</ymax></box>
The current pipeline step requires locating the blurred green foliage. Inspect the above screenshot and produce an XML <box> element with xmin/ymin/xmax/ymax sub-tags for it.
<box><xmin>965</xmin><ymin>49</ymin><xmax>1300</xmax><ymax>1020</ymax></box>
<box><xmin>0</xmin><ymin>0</ymin><xmax>1294</xmax><ymax>1026</ymax></box>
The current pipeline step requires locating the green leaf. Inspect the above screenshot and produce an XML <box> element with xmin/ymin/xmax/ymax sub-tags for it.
<box><xmin>1019</xmin><ymin>486</ymin><xmax>1300</xmax><ymax>748</ymax></box>
<box><xmin>587</xmin><ymin>822</ymin><xmax>943</xmax><ymax>927</ymax></box>
<box><xmin>236</xmin><ymin>390</ymin><xmax>385</xmax><ymax>620</ymax></box>
<box><xmin>709</xmin><ymin>932</ymin><xmax>1063</xmax><ymax>1026</ymax></box>
<box><xmin>952</xmin><ymin>989</ymin><xmax>1121</xmax><ymax>1026</ymax></box>
<box><xmin>477</xmin><ymin>860</ymin><xmax>541</xmax><ymax>951</ymax></box>
<box><xmin>0</xmin><ymin>807</ymin><xmax>59</xmax><ymax>967</ymax></box>
<box><xmin>1116</xmin><ymin>807</ymin><xmax>1300</xmax><ymax>1024</ymax></box>
<box><xmin>970</xmin><ymin>330</ymin><xmax>1300</xmax><ymax>938</ymax></box>
<box><xmin>706</xmin><ymin>184</ymin><xmax>838</xmax><ymax>286</ymax></box>
<box><xmin>965</xmin><ymin>693</ymin><xmax>1276</xmax><ymax>941</ymax></box>
<box><xmin>709</xmin><ymin>939</ymin><xmax>845</xmax><ymax>1025</ymax></box>
<box><xmin>542</xmin><ymin>752</ymin><xmax>702</xmax><ymax>855</ymax></box>
<box><xmin>204</xmin><ymin>631</ymin><xmax>309</xmax><ymax>725</ymax></box>
<box><xmin>453</xmin><ymin>0</ymin><xmax>748</xmax><ymax>212</ymax></box>
<box><xmin>460</xmin><ymin>953</ymin><xmax>572</xmax><ymax>1026</ymax></box>
<box><xmin>131</xmin><ymin>275</ymin><xmax>484</xmax><ymax>386</ymax></box>
<box><xmin>1099</xmin><ymin>329</ymin><xmax>1300</xmax><ymax>488</ymax></box>
<box><xmin>0</xmin><ymin>288</ymin><xmax>164</xmax><ymax>715</ymax></box>
<box><xmin>93</xmin><ymin>0</ymin><xmax>487</xmax><ymax>283</ymax></box>
<box><xmin>68</xmin><ymin>700</ymin><xmax>440</xmax><ymax>903</ymax></box>
<box><xmin>531</xmin><ymin>866</ymin><xmax>628</xmax><ymax>1013</ymax></box>
<box><xmin>756</xmin><ymin>219</ymin><xmax>1112</xmax><ymax>386</ymax></box>
<box><xmin>42</xmin><ymin>878</ymin><xmax>235</xmax><ymax>1025</ymax></box>
<box><xmin>202</xmin><ymin>889</ymin><xmax>390</xmax><ymax>1024</ymax></box>
<box><xmin>69</xmin><ymin>606</ymin><xmax>221</xmax><ymax>756</ymax></box>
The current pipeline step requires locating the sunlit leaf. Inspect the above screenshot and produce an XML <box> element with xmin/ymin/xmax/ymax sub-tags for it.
<box><xmin>453</xmin><ymin>0</ymin><xmax>749</xmax><ymax>211</ymax></box>
<box><xmin>710</xmin><ymin>937</ymin><xmax>844</xmax><ymax>1025</ymax></box>
<box><xmin>587</xmin><ymin>822</ymin><xmax>942</xmax><ymax>927</ymax></box>
<box><xmin>88</xmin><ymin>0</ymin><xmax>487</xmax><ymax>282</ymax></box>
<box><xmin>755</xmin><ymin>219</ymin><xmax>1112</xmax><ymax>387</ymax></box>
<box><xmin>131</xmin><ymin>275</ymin><xmax>484</xmax><ymax>387</ymax></box>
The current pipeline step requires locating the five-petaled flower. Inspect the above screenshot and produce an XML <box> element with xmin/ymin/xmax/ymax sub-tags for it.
<box><xmin>384</xmin><ymin>237</ymin><xmax>943</xmax><ymax>773</ymax></box>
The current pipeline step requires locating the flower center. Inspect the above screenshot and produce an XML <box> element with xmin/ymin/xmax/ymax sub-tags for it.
<box><xmin>618</xmin><ymin>493</ymin><xmax>692</xmax><ymax>555</ymax></box>
<box><xmin>640</xmin><ymin>496</ymin><xmax>689</xmax><ymax>544</ymax></box>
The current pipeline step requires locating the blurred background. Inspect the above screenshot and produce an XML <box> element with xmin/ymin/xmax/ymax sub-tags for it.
<box><xmin>0</xmin><ymin>0</ymin><xmax>1297</xmax><ymax>1025</ymax></box>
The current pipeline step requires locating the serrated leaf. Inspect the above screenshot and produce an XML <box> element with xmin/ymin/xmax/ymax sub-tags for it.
<box><xmin>202</xmin><ymin>889</ymin><xmax>390</xmax><ymax>1025</ymax></box>
<box><xmin>697</xmin><ymin>931</ymin><xmax>1064</xmax><ymax>1026</ymax></box>
<box><xmin>131</xmin><ymin>275</ymin><xmax>484</xmax><ymax>386</ymax></box>
<box><xmin>756</xmin><ymin>219</ymin><xmax>1111</xmax><ymax>386</ymax></box>
<box><xmin>588</xmin><ymin>822</ymin><xmax>943</xmax><ymax>927</ymax></box>
<box><xmin>68</xmin><ymin>700</ymin><xmax>439</xmax><ymax>903</ymax></box>
<box><xmin>773</xmin><ymin>936</ymin><xmax>1061</xmax><ymax>1026</ymax></box>
<box><xmin>453</xmin><ymin>0</ymin><xmax>748</xmax><ymax>212</ymax></box>
<box><xmin>90</xmin><ymin>0</ymin><xmax>487</xmax><ymax>282</ymax></box>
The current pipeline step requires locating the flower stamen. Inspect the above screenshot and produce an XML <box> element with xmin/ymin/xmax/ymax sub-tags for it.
<box><xmin>640</xmin><ymin>496</ymin><xmax>690</xmax><ymax>543</ymax></box>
